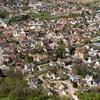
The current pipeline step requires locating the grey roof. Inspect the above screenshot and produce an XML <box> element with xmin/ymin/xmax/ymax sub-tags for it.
<box><xmin>92</xmin><ymin>43</ymin><xmax>100</xmax><ymax>47</ymax></box>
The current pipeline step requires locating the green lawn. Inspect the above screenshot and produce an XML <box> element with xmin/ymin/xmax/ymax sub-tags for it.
<box><xmin>39</xmin><ymin>63</ymin><xmax>49</xmax><ymax>68</ymax></box>
<box><xmin>77</xmin><ymin>92</ymin><xmax>100</xmax><ymax>100</ymax></box>
<box><xmin>0</xmin><ymin>97</ymin><xmax>9</xmax><ymax>100</ymax></box>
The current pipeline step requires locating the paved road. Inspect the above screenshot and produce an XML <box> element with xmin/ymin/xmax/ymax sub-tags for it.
<box><xmin>66</xmin><ymin>81</ymin><xmax>79</xmax><ymax>100</ymax></box>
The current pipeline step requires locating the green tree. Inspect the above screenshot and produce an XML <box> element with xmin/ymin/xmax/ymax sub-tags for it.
<box><xmin>55</xmin><ymin>45</ymin><xmax>66</xmax><ymax>59</ymax></box>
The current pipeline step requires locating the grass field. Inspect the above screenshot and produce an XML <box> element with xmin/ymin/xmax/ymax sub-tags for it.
<box><xmin>0</xmin><ymin>97</ymin><xmax>8</xmax><ymax>100</ymax></box>
<box><xmin>68</xmin><ymin>0</ymin><xmax>96</xmax><ymax>3</ymax></box>
<box><xmin>79</xmin><ymin>0</ymin><xmax>96</xmax><ymax>3</ymax></box>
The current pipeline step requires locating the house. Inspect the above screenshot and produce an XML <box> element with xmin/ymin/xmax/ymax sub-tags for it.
<box><xmin>13</xmin><ymin>28</ymin><xmax>26</xmax><ymax>40</ymax></box>
<box><xmin>32</xmin><ymin>54</ymin><xmax>48</xmax><ymax>62</ymax></box>
<box><xmin>0</xmin><ymin>68</ymin><xmax>3</xmax><ymax>77</ymax></box>
<box><xmin>92</xmin><ymin>43</ymin><xmax>100</xmax><ymax>50</ymax></box>
<box><xmin>0</xmin><ymin>65</ymin><xmax>9</xmax><ymax>70</ymax></box>
<box><xmin>0</xmin><ymin>47</ymin><xmax>5</xmax><ymax>65</ymax></box>
<box><xmin>26</xmin><ymin>74</ymin><xmax>38</xmax><ymax>89</ymax></box>
<box><xmin>93</xmin><ymin>61</ymin><xmax>100</xmax><ymax>68</ymax></box>
<box><xmin>0</xmin><ymin>65</ymin><xmax>8</xmax><ymax>77</ymax></box>
<box><xmin>3</xmin><ymin>30</ymin><xmax>12</xmax><ymax>37</ymax></box>
<box><xmin>49</xmin><ymin>61</ymin><xmax>56</xmax><ymax>67</ymax></box>
<box><xmin>15</xmin><ymin>62</ymin><xmax>23</xmax><ymax>72</ymax></box>
<box><xmin>97</xmin><ymin>51</ymin><xmax>100</xmax><ymax>57</ymax></box>
<box><xmin>54</xmin><ymin>82</ymin><xmax>67</xmax><ymax>95</ymax></box>
<box><xmin>22</xmin><ymin>63</ymin><xmax>34</xmax><ymax>74</ymax></box>
<box><xmin>69</xmin><ymin>75</ymin><xmax>80</xmax><ymax>83</ymax></box>
<box><xmin>85</xmin><ymin>74</ymin><xmax>97</xmax><ymax>87</ymax></box>
<box><xmin>74</xmin><ymin>47</ymin><xmax>85</xmax><ymax>60</ymax></box>
<box><xmin>0</xmin><ymin>19</ymin><xmax>7</xmax><ymax>29</ymax></box>
<box><xmin>88</xmin><ymin>47</ymin><xmax>97</xmax><ymax>57</ymax></box>
<box><xmin>43</xmin><ymin>80</ymin><xmax>51</xmax><ymax>89</ymax></box>
<box><xmin>46</xmin><ymin>71</ymin><xmax>56</xmax><ymax>80</ymax></box>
